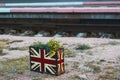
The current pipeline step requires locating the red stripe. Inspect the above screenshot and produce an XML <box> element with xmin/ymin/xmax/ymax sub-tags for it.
<box><xmin>59</xmin><ymin>51</ymin><xmax>62</xmax><ymax>72</ymax></box>
<box><xmin>84</xmin><ymin>1</ymin><xmax>120</xmax><ymax>5</ymax></box>
<box><xmin>30</xmin><ymin>48</ymin><xmax>37</xmax><ymax>56</ymax></box>
<box><xmin>31</xmin><ymin>57</ymin><xmax>58</xmax><ymax>65</ymax></box>
<box><xmin>58</xmin><ymin>59</ymin><xmax>64</xmax><ymax>64</ymax></box>
<box><xmin>40</xmin><ymin>49</ymin><xmax>44</xmax><ymax>72</ymax></box>
<box><xmin>10</xmin><ymin>7</ymin><xmax>120</xmax><ymax>13</ymax></box>
<box><xmin>0</xmin><ymin>4</ymin><xmax>5</xmax><ymax>7</ymax></box>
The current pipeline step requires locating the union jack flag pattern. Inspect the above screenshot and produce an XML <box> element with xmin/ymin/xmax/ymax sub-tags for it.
<box><xmin>29</xmin><ymin>46</ymin><xmax>64</xmax><ymax>75</ymax></box>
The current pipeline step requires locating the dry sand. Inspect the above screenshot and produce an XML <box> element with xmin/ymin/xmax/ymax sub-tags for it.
<box><xmin>0</xmin><ymin>34</ymin><xmax>120</xmax><ymax>80</ymax></box>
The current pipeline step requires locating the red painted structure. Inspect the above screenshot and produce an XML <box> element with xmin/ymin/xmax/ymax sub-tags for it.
<box><xmin>0</xmin><ymin>7</ymin><xmax>120</xmax><ymax>13</ymax></box>
<box><xmin>84</xmin><ymin>1</ymin><xmax>120</xmax><ymax>5</ymax></box>
<box><xmin>10</xmin><ymin>7</ymin><xmax>120</xmax><ymax>13</ymax></box>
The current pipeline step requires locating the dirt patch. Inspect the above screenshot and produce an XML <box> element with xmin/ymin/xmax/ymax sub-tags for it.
<box><xmin>0</xmin><ymin>35</ymin><xmax>120</xmax><ymax>80</ymax></box>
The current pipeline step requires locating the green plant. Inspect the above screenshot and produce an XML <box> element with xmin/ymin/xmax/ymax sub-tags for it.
<box><xmin>33</xmin><ymin>77</ymin><xmax>42</xmax><ymax>80</ymax></box>
<box><xmin>47</xmin><ymin>39</ymin><xmax>62</xmax><ymax>51</ymax></box>
<box><xmin>64</xmin><ymin>63</ymin><xmax>68</xmax><ymax>66</ymax></box>
<box><xmin>75</xmin><ymin>44</ymin><xmax>91</xmax><ymax>50</ymax></box>
<box><xmin>68</xmin><ymin>75</ymin><xmax>81</xmax><ymax>80</ymax></box>
<box><xmin>9</xmin><ymin>46</ymin><xmax>28</xmax><ymax>50</ymax></box>
<box><xmin>0</xmin><ymin>49</ymin><xmax>7</xmax><ymax>56</ymax></box>
<box><xmin>8</xmin><ymin>40</ymin><xmax>23</xmax><ymax>44</ymax></box>
<box><xmin>0</xmin><ymin>42</ymin><xmax>7</xmax><ymax>49</ymax></box>
<box><xmin>93</xmin><ymin>66</ymin><xmax>101</xmax><ymax>73</ymax></box>
<box><xmin>85</xmin><ymin>63</ymin><xmax>101</xmax><ymax>73</ymax></box>
<box><xmin>100</xmin><ymin>59</ymin><xmax>106</xmax><ymax>62</ymax></box>
<box><xmin>0</xmin><ymin>39</ymin><xmax>9</xmax><ymax>42</ymax></box>
<box><xmin>64</xmin><ymin>48</ymin><xmax>75</xmax><ymax>57</ymax></box>
<box><xmin>31</xmin><ymin>39</ymin><xmax>63</xmax><ymax>56</ymax></box>
<box><xmin>117</xmin><ymin>75</ymin><xmax>120</xmax><ymax>80</ymax></box>
<box><xmin>85</xmin><ymin>50</ymin><xmax>93</xmax><ymax>55</ymax></box>
<box><xmin>9</xmin><ymin>47</ymin><xmax>19</xmax><ymax>50</ymax></box>
<box><xmin>73</xmin><ymin>62</ymin><xmax>79</xmax><ymax>69</ymax></box>
<box><xmin>0</xmin><ymin>56</ymin><xmax>29</xmax><ymax>75</ymax></box>
<box><xmin>101</xmin><ymin>41</ymin><xmax>120</xmax><ymax>46</ymax></box>
<box><xmin>0</xmin><ymin>39</ymin><xmax>10</xmax><ymax>50</ymax></box>
<box><xmin>31</xmin><ymin>42</ymin><xmax>46</xmax><ymax>48</ymax></box>
<box><xmin>109</xmin><ymin>41</ymin><xmax>120</xmax><ymax>45</ymax></box>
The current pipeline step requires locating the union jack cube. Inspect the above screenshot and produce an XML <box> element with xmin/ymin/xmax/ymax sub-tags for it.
<box><xmin>29</xmin><ymin>46</ymin><xmax>65</xmax><ymax>75</ymax></box>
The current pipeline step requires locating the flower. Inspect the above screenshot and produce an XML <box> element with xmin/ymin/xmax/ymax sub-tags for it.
<box><xmin>31</xmin><ymin>38</ymin><xmax>63</xmax><ymax>53</ymax></box>
<box><xmin>47</xmin><ymin>38</ymin><xmax>62</xmax><ymax>51</ymax></box>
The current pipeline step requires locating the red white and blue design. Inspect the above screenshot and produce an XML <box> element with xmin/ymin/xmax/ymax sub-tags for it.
<box><xmin>29</xmin><ymin>47</ymin><xmax>64</xmax><ymax>75</ymax></box>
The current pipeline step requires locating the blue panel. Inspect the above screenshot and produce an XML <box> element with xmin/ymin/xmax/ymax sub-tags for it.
<box><xmin>0</xmin><ymin>8</ymin><xmax>10</xmax><ymax>13</ymax></box>
<box><xmin>6</xmin><ymin>2</ymin><xmax>83</xmax><ymax>6</ymax></box>
<box><xmin>0</xmin><ymin>0</ymin><xmax>119</xmax><ymax>3</ymax></box>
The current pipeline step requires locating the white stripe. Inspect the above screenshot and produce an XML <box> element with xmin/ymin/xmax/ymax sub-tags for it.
<box><xmin>31</xmin><ymin>61</ymin><xmax>41</xmax><ymax>71</ymax></box>
<box><xmin>31</xmin><ymin>61</ymin><xmax>40</xmax><ymax>68</ymax></box>
<box><xmin>45</xmin><ymin>64</ymin><xmax>56</xmax><ymax>74</ymax></box>
<box><xmin>0</xmin><ymin>8</ymin><xmax>10</xmax><ymax>13</ymax></box>
<box><xmin>31</xmin><ymin>48</ymin><xmax>40</xmax><ymax>57</ymax></box>
<box><xmin>45</xmin><ymin>56</ymin><xmax>56</xmax><ymax>60</ymax></box>
<box><xmin>5</xmin><ymin>2</ymin><xmax>83</xmax><ymax>7</ymax></box>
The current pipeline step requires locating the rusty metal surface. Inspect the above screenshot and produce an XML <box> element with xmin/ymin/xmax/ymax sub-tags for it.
<box><xmin>0</xmin><ymin>18</ymin><xmax>119</xmax><ymax>24</ymax></box>
<box><xmin>0</xmin><ymin>18</ymin><xmax>120</xmax><ymax>33</ymax></box>
<box><xmin>0</xmin><ymin>13</ymin><xmax>120</xmax><ymax>19</ymax></box>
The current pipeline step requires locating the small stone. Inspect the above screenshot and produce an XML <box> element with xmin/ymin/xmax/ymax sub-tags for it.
<box><xmin>11</xmin><ymin>68</ymin><xmax>16</xmax><ymax>73</ymax></box>
<box><xmin>75</xmin><ymin>75</ymin><xmax>88</xmax><ymax>80</ymax></box>
<box><xmin>117</xmin><ymin>75</ymin><xmax>120</xmax><ymax>80</ymax></box>
<box><xmin>78</xmin><ymin>65</ymin><xmax>93</xmax><ymax>72</ymax></box>
<box><xmin>105</xmin><ymin>70</ymin><xmax>114</xmax><ymax>74</ymax></box>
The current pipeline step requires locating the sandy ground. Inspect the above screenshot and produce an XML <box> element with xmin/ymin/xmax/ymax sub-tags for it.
<box><xmin>0</xmin><ymin>35</ymin><xmax>120</xmax><ymax>80</ymax></box>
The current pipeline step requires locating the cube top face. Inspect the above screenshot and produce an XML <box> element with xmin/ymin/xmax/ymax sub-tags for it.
<box><xmin>29</xmin><ymin>46</ymin><xmax>64</xmax><ymax>75</ymax></box>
